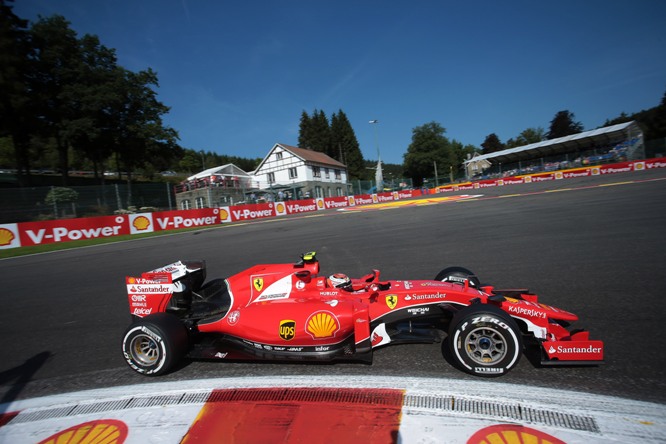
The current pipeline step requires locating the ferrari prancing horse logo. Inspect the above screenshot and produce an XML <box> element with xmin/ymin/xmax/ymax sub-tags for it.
<box><xmin>386</xmin><ymin>294</ymin><xmax>398</xmax><ymax>310</ymax></box>
<box><xmin>253</xmin><ymin>277</ymin><xmax>264</xmax><ymax>292</ymax></box>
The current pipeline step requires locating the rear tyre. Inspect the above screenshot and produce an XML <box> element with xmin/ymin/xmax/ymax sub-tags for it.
<box><xmin>122</xmin><ymin>313</ymin><xmax>188</xmax><ymax>376</ymax></box>
<box><xmin>434</xmin><ymin>266</ymin><xmax>481</xmax><ymax>288</ymax></box>
<box><xmin>446</xmin><ymin>304</ymin><xmax>522</xmax><ymax>377</ymax></box>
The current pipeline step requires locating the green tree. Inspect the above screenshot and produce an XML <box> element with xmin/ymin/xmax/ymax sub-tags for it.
<box><xmin>602</xmin><ymin>112</ymin><xmax>632</xmax><ymax>127</ymax></box>
<box><xmin>297</xmin><ymin>110</ymin><xmax>312</xmax><ymax>149</ymax></box>
<box><xmin>630</xmin><ymin>90</ymin><xmax>666</xmax><ymax>141</ymax></box>
<box><xmin>0</xmin><ymin>0</ymin><xmax>34</xmax><ymax>184</ymax></box>
<box><xmin>29</xmin><ymin>14</ymin><xmax>82</xmax><ymax>184</ymax></box>
<box><xmin>298</xmin><ymin>109</ymin><xmax>330</xmax><ymax>154</ymax></box>
<box><xmin>111</xmin><ymin>67</ymin><xmax>179</xmax><ymax>185</ymax></box>
<box><xmin>311</xmin><ymin>109</ymin><xmax>331</xmax><ymax>154</ymax></box>
<box><xmin>450</xmin><ymin>140</ymin><xmax>480</xmax><ymax>179</ymax></box>
<box><xmin>330</xmin><ymin>110</ymin><xmax>364</xmax><ymax>179</ymax></box>
<box><xmin>179</xmin><ymin>149</ymin><xmax>201</xmax><ymax>174</ymax></box>
<box><xmin>480</xmin><ymin>133</ymin><xmax>504</xmax><ymax>154</ymax></box>
<box><xmin>403</xmin><ymin>121</ymin><xmax>457</xmax><ymax>186</ymax></box>
<box><xmin>44</xmin><ymin>186</ymin><xmax>78</xmax><ymax>217</ymax></box>
<box><xmin>546</xmin><ymin>110</ymin><xmax>583</xmax><ymax>139</ymax></box>
<box><xmin>506</xmin><ymin>127</ymin><xmax>545</xmax><ymax>148</ymax></box>
<box><xmin>63</xmin><ymin>34</ymin><xmax>121</xmax><ymax>182</ymax></box>
<box><xmin>45</xmin><ymin>186</ymin><xmax>78</xmax><ymax>205</ymax></box>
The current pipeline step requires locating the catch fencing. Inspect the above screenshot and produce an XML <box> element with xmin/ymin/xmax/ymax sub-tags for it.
<box><xmin>0</xmin><ymin>182</ymin><xmax>175</xmax><ymax>224</ymax></box>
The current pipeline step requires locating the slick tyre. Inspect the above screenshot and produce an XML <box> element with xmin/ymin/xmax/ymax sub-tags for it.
<box><xmin>122</xmin><ymin>313</ymin><xmax>188</xmax><ymax>376</ymax></box>
<box><xmin>447</xmin><ymin>304</ymin><xmax>522</xmax><ymax>377</ymax></box>
<box><xmin>434</xmin><ymin>266</ymin><xmax>481</xmax><ymax>288</ymax></box>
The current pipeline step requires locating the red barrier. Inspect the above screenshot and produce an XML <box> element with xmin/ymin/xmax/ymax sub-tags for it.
<box><xmin>17</xmin><ymin>215</ymin><xmax>129</xmax><ymax>247</ymax></box>
<box><xmin>128</xmin><ymin>208</ymin><xmax>221</xmax><ymax>234</ymax></box>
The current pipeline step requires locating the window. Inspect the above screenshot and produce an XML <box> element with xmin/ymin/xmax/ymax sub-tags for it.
<box><xmin>276</xmin><ymin>152</ymin><xmax>283</xmax><ymax>160</ymax></box>
<box><xmin>267</xmin><ymin>172</ymin><xmax>275</xmax><ymax>184</ymax></box>
<box><xmin>195</xmin><ymin>196</ymin><xmax>206</xmax><ymax>209</ymax></box>
<box><xmin>314</xmin><ymin>186</ymin><xmax>323</xmax><ymax>198</ymax></box>
<box><xmin>313</xmin><ymin>166</ymin><xmax>321</xmax><ymax>178</ymax></box>
<box><xmin>334</xmin><ymin>169</ymin><xmax>341</xmax><ymax>180</ymax></box>
<box><xmin>324</xmin><ymin>168</ymin><xmax>329</xmax><ymax>179</ymax></box>
<box><xmin>289</xmin><ymin>167</ymin><xmax>298</xmax><ymax>179</ymax></box>
<box><xmin>181</xmin><ymin>199</ymin><xmax>191</xmax><ymax>210</ymax></box>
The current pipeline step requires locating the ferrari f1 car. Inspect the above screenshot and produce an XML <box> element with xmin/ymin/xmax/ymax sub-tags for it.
<box><xmin>122</xmin><ymin>252</ymin><xmax>604</xmax><ymax>377</ymax></box>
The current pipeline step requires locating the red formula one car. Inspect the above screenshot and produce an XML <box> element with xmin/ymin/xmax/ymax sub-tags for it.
<box><xmin>122</xmin><ymin>252</ymin><xmax>604</xmax><ymax>377</ymax></box>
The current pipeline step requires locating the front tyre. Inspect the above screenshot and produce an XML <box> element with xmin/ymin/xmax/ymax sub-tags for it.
<box><xmin>434</xmin><ymin>266</ymin><xmax>481</xmax><ymax>288</ymax></box>
<box><xmin>122</xmin><ymin>313</ymin><xmax>188</xmax><ymax>376</ymax></box>
<box><xmin>446</xmin><ymin>304</ymin><xmax>522</xmax><ymax>377</ymax></box>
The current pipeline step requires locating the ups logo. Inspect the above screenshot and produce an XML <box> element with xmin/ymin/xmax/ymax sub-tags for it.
<box><xmin>279</xmin><ymin>320</ymin><xmax>296</xmax><ymax>340</ymax></box>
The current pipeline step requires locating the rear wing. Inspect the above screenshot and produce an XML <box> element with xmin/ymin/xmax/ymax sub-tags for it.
<box><xmin>126</xmin><ymin>260</ymin><xmax>206</xmax><ymax>318</ymax></box>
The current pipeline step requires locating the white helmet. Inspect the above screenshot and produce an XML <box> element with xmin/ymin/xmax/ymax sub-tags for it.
<box><xmin>328</xmin><ymin>273</ymin><xmax>352</xmax><ymax>290</ymax></box>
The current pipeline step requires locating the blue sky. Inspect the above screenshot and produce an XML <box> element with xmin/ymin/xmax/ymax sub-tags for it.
<box><xmin>13</xmin><ymin>1</ymin><xmax>666</xmax><ymax>164</ymax></box>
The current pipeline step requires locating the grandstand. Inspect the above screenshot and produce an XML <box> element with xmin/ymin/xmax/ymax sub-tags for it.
<box><xmin>464</xmin><ymin>121</ymin><xmax>644</xmax><ymax>179</ymax></box>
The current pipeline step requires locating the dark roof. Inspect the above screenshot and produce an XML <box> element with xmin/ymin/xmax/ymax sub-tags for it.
<box><xmin>278</xmin><ymin>144</ymin><xmax>346</xmax><ymax>168</ymax></box>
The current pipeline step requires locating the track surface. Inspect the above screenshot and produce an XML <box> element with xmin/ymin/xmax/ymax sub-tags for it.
<box><xmin>1</xmin><ymin>169</ymin><xmax>665</xmax><ymax>406</ymax></box>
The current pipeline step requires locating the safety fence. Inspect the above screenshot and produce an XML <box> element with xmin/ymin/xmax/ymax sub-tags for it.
<box><xmin>0</xmin><ymin>182</ymin><xmax>175</xmax><ymax>225</ymax></box>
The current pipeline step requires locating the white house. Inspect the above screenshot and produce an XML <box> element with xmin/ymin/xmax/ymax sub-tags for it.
<box><xmin>253</xmin><ymin>143</ymin><xmax>349</xmax><ymax>198</ymax></box>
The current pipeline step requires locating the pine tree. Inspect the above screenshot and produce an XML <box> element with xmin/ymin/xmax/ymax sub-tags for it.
<box><xmin>547</xmin><ymin>110</ymin><xmax>583</xmax><ymax>139</ymax></box>
<box><xmin>480</xmin><ymin>133</ymin><xmax>504</xmax><ymax>154</ymax></box>
<box><xmin>331</xmin><ymin>110</ymin><xmax>364</xmax><ymax>179</ymax></box>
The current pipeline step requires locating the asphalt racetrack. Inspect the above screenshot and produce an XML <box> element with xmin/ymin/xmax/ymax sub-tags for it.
<box><xmin>1</xmin><ymin>169</ymin><xmax>665</xmax><ymax>407</ymax></box>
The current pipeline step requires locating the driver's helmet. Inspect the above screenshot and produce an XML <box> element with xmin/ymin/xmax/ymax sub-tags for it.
<box><xmin>328</xmin><ymin>273</ymin><xmax>352</xmax><ymax>291</ymax></box>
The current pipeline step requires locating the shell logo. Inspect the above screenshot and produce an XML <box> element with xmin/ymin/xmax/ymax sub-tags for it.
<box><xmin>348</xmin><ymin>196</ymin><xmax>355</xmax><ymax>206</ymax></box>
<box><xmin>276</xmin><ymin>203</ymin><xmax>285</xmax><ymax>213</ymax></box>
<box><xmin>38</xmin><ymin>419</ymin><xmax>128</xmax><ymax>444</ymax></box>
<box><xmin>466</xmin><ymin>424</ymin><xmax>565</xmax><ymax>444</ymax></box>
<box><xmin>219</xmin><ymin>208</ymin><xmax>229</xmax><ymax>221</ymax></box>
<box><xmin>0</xmin><ymin>227</ymin><xmax>15</xmax><ymax>246</ymax></box>
<box><xmin>132</xmin><ymin>215</ymin><xmax>150</xmax><ymax>231</ymax></box>
<box><xmin>306</xmin><ymin>311</ymin><xmax>340</xmax><ymax>339</ymax></box>
<box><xmin>316</xmin><ymin>199</ymin><xmax>324</xmax><ymax>209</ymax></box>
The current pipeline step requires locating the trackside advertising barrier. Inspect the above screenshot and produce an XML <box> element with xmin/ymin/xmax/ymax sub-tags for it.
<box><xmin>433</xmin><ymin>157</ymin><xmax>666</xmax><ymax>193</ymax></box>
<box><xmin>1</xmin><ymin>157</ymin><xmax>665</xmax><ymax>250</ymax></box>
